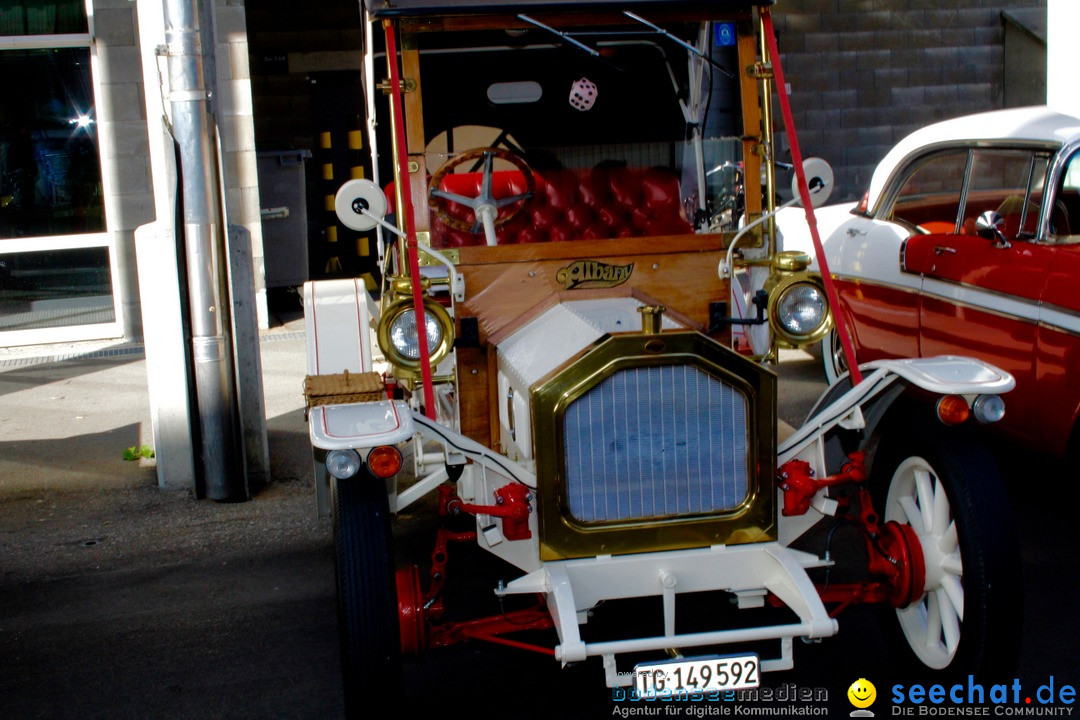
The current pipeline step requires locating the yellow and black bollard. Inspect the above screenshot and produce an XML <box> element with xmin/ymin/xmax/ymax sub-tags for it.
<box><xmin>319</xmin><ymin>130</ymin><xmax>343</xmax><ymax>274</ymax></box>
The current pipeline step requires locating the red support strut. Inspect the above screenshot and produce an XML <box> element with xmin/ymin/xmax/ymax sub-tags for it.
<box><xmin>446</xmin><ymin>483</ymin><xmax>533</xmax><ymax>541</ymax></box>
<box><xmin>760</xmin><ymin>8</ymin><xmax>863</xmax><ymax>385</ymax></box>
<box><xmin>778</xmin><ymin>452</ymin><xmax>865</xmax><ymax>516</ymax></box>
<box><xmin>383</xmin><ymin>20</ymin><xmax>437</xmax><ymax>418</ymax></box>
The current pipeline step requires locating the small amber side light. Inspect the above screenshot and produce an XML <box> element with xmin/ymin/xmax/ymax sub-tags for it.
<box><xmin>366</xmin><ymin>445</ymin><xmax>403</xmax><ymax>479</ymax></box>
<box><xmin>936</xmin><ymin>395</ymin><xmax>971</xmax><ymax>426</ymax></box>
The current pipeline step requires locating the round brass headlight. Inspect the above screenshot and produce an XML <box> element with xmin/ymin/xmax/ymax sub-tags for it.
<box><xmin>376</xmin><ymin>296</ymin><xmax>455</xmax><ymax>373</ymax></box>
<box><xmin>766</xmin><ymin>275</ymin><xmax>833</xmax><ymax>347</ymax></box>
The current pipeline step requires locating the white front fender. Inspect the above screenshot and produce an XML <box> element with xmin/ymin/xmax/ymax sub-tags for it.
<box><xmin>861</xmin><ymin>355</ymin><xmax>1014</xmax><ymax>395</ymax></box>
<box><xmin>781</xmin><ymin>354</ymin><xmax>1013</xmax><ymax>462</ymax></box>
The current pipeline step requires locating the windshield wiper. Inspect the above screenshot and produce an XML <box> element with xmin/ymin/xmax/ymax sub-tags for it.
<box><xmin>622</xmin><ymin>11</ymin><xmax>734</xmax><ymax>79</ymax></box>
<box><xmin>517</xmin><ymin>15</ymin><xmax>600</xmax><ymax>57</ymax></box>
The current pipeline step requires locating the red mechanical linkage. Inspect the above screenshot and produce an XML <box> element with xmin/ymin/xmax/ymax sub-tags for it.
<box><xmin>812</xmin><ymin>582</ymin><xmax>892</xmax><ymax>618</ymax></box>
<box><xmin>397</xmin><ymin>560</ymin><xmax>553</xmax><ymax>657</ymax></box>
<box><xmin>396</xmin><ymin>523</ymin><xmax>476</xmax><ymax>654</ymax></box>
<box><xmin>395</xmin><ymin>483</ymin><xmax>551</xmax><ymax>657</ymax></box>
<box><xmin>770</xmin><ymin>451</ymin><xmax>926</xmax><ymax>615</ymax></box>
<box><xmin>777</xmin><ymin>451</ymin><xmax>865</xmax><ymax>516</ymax></box>
<box><xmin>427</xmin><ymin>601</ymin><xmax>554</xmax><ymax>655</ymax></box>
<box><xmin>444</xmin><ymin>482</ymin><xmax>533</xmax><ymax>541</ymax></box>
<box><xmin>851</xmin><ymin>483</ymin><xmax>926</xmax><ymax>608</ymax></box>
<box><xmin>804</xmin><ymin>512</ymin><xmax>925</xmax><ymax>615</ymax></box>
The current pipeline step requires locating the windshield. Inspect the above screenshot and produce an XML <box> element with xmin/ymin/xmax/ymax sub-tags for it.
<box><xmin>393</xmin><ymin>19</ymin><xmax>749</xmax><ymax>248</ymax></box>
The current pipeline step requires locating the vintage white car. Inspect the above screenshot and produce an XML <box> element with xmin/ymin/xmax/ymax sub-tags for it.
<box><xmin>301</xmin><ymin>0</ymin><xmax>1021</xmax><ymax>713</ymax></box>
<box><xmin>780</xmin><ymin>106</ymin><xmax>1080</xmax><ymax>459</ymax></box>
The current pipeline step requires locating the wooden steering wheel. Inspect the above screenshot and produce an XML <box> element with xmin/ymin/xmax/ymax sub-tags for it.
<box><xmin>427</xmin><ymin>147</ymin><xmax>536</xmax><ymax>236</ymax></box>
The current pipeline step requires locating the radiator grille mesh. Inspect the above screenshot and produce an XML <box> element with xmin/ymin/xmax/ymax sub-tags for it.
<box><xmin>563</xmin><ymin>365</ymin><xmax>749</xmax><ymax>522</ymax></box>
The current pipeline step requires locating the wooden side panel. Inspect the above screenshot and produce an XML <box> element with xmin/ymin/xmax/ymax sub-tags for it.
<box><xmin>455</xmin><ymin>345</ymin><xmax>491</xmax><ymax>446</ymax></box>
<box><xmin>737</xmin><ymin>21</ymin><xmax>763</xmax><ymax>221</ymax></box>
<box><xmin>398</xmin><ymin>45</ymin><xmax>432</xmax><ymax>234</ymax></box>
<box><xmin>401</xmin><ymin>47</ymin><xmax>426</xmax><ymax>155</ymax></box>
<box><xmin>452</xmin><ymin>343</ymin><xmax>504</xmax><ymax>449</ymax></box>
<box><xmin>408</xmin><ymin>154</ymin><xmax>430</xmax><ymax>233</ymax></box>
<box><xmin>456</xmin><ymin>236</ymin><xmax>732</xmax><ymax>342</ymax></box>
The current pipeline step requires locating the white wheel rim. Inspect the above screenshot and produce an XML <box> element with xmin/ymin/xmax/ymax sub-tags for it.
<box><xmin>884</xmin><ymin>456</ymin><xmax>964</xmax><ymax>669</ymax></box>
<box><xmin>831</xmin><ymin>332</ymin><xmax>845</xmax><ymax>372</ymax></box>
<box><xmin>825</xmin><ymin>330</ymin><xmax>847</xmax><ymax>382</ymax></box>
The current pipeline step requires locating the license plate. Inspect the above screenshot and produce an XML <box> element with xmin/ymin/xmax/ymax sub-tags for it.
<box><xmin>633</xmin><ymin>653</ymin><xmax>759</xmax><ymax>699</ymax></box>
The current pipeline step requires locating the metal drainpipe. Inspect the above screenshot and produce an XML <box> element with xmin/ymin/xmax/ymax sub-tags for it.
<box><xmin>163</xmin><ymin>0</ymin><xmax>245</xmax><ymax>501</ymax></box>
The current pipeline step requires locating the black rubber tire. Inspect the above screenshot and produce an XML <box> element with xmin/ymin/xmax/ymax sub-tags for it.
<box><xmin>870</xmin><ymin>420</ymin><xmax>1022</xmax><ymax>681</ymax></box>
<box><xmin>332</xmin><ymin>472</ymin><xmax>402</xmax><ymax>716</ymax></box>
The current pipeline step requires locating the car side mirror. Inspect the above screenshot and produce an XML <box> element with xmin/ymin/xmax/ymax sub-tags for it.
<box><xmin>975</xmin><ymin>210</ymin><xmax>1010</xmax><ymax>248</ymax></box>
<box><xmin>791</xmin><ymin>157</ymin><xmax>834</xmax><ymax>208</ymax></box>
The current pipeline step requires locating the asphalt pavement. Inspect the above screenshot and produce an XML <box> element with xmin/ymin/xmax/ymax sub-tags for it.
<box><xmin>1</xmin><ymin>325</ymin><xmax>1077</xmax><ymax>719</ymax></box>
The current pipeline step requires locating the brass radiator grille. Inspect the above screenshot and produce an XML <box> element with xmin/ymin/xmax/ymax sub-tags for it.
<box><xmin>563</xmin><ymin>365</ymin><xmax>749</xmax><ymax>523</ymax></box>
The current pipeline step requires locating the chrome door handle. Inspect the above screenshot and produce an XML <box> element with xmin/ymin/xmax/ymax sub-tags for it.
<box><xmin>933</xmin><ymin>245</ymin><xmax>957</xmax><ymax>255</ymax></box>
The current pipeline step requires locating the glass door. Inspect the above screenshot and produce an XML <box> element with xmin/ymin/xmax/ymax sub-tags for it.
<box><xmin>0</xmin><ymin>1</ymin><xmax>122</xmax><ymax>345</ymax></box>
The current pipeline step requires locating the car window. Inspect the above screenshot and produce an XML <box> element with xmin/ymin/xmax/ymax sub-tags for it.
<box><xmin>1051</xmin><ymin>149</ymin><xmax>1080</xmax><ymax>242</ymax></box>
<box><xmin>886</xmin><ymin>150</ymin><xmax>968</xmax><ymax>233</ymax></box>
<box><xmin>964</xmin><ymin>149</ymin><xmax>1048</xmax><ymax>240</ymax></box>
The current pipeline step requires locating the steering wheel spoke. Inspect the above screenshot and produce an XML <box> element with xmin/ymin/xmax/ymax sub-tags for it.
<box><xmin>495</xmin><ymin>192</ymin><xmax>533</xmax><ymax>208</ymax></box>
<box><xmin>478</xmin><ymin>152</ymin><xmax>496</xmax><ymax>201</ymax></box>
<box><xmin>429</xmin><ymin>188</ymin><xmax>481</xmax><ymax>208</ymax></box>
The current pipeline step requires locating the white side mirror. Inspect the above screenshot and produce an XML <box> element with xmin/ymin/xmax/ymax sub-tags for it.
<box><xmin>335</xmin><ymin>178</ymin><xmax>389</xmax><ymax>232</ymax></box>
<box><xmin>792</xmin><ymin>157</ymin><xmax>834</xmax><ymax>208</ymax></box>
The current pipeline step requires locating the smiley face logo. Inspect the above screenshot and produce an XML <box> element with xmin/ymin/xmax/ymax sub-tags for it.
<box><xmin>847</xmin><ymin>678</ymin><xmax>877</xmax><ymax>709</ymax></box>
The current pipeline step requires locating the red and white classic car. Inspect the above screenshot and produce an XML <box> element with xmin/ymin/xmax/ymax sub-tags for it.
<box><xmin>780</xmin><ymin>106</ymin><xmax>1080</xmax><ymax>459</ymax></box>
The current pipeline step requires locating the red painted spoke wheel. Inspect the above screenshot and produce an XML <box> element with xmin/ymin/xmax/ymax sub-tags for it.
<box><xmin>396</xmin><ymin>565</ymin><xmax>426</xmax><ymax>657</ymax></box>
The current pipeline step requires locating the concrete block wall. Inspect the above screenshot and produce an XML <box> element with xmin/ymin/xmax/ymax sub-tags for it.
<box><xmin>772</xmin><ymin>0</ymin><xmax>1046</xmax><ymax>202</ymax></box>
<box><xmin>92</xmin><ymin>0</ymin><xmax>265</xmax><ymax>341</ymax></box>
<box><xmin>93</xmin><ymin>0</ymin><xmax>156</xmax><ymax>342</ymax></box>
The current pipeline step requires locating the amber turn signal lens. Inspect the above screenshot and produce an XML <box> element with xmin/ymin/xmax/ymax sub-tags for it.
<box><xmin>366</xmin><ymin>445</ymin><xmax>403</xmax><ymax>479</ymax></box>
<box><xmin>936</xmin><ymin>395</ymin><xmax>970</xmax><ymax>426</ymax></box>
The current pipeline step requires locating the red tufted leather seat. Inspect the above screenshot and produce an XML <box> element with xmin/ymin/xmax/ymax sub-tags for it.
<box><xmin>393</xmin><ymin>166</ymin><xmax>692</xmax><ymax>248</ymax></box>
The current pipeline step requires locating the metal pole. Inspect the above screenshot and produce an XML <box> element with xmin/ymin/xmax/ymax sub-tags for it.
<box><xmin>163</xmin><ymin>0</ymin><xmax>246</xmax><ymax>500</ymax></box>
<box><xmin>761</xmin><ymin>8</ymin><xmax>862</xmax><ymax>385</ymax></box>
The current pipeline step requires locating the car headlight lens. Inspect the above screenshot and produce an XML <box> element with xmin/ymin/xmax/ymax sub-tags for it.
<box><xmin>776</xmin><ymin>283</ymin><xmax>826</xmax><ymax>336</ymax></box>
<box><xmin>326</xmin><ymin>449</ymin><xmax>362</xmax><ymax>479</ymax></box>
<box><xmin>376</xmin><ymin>294</ymin><xmax>455</xmax><ymax>374</ymax></box>
<box><xmin>389</xmin><ymin>308</ymin><xmax>443</xmax><ymax>361</ymax></box>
